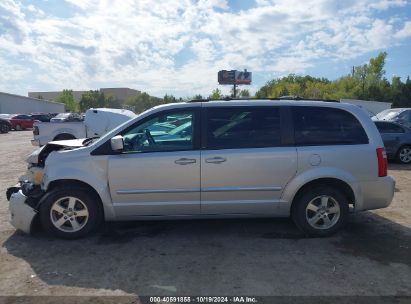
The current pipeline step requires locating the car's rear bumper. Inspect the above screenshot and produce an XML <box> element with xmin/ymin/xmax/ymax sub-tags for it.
<box><xmin>7</xmin><ymin>189</ymin><xmax>37</xmax><ymax>234</ymax></box>
<box><xmin>357</xmin><ymin>176</ymin><xmax>395</xmax><ymax>211</ymax></box>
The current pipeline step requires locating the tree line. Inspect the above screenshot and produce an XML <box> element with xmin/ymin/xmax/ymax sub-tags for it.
<box><xmin>254</xmin><ymin>52</ymin><xmax>411</xmax><ymax>108</ymax></box>
<box><xmin>55</xmin><ymin>51</ymin><xmax>410</xmax><ymax>113</ymax></box>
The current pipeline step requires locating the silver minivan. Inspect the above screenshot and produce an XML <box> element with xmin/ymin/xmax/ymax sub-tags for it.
<box><xmin>7</xmin><ymin>99</ymin><xmax>395</xmax><ymax>239</ymax></box>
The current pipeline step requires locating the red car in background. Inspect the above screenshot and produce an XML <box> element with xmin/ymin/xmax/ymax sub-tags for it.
<box><xmin>9</xmin><ymin>114</ymin><xmax>36</xmax><ymax>130</ymax></box>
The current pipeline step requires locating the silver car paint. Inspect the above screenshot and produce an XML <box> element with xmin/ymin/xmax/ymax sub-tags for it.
<box><xmin>9</xmin><ymin>191</ymin><xmax>37</xmax><ymax>234</ymax></box>
<box><xmin>108</xmin><ymin>150</ymin><xmax>201</xmax><ymax>217</ymax></box>
<box><xmin>40</xmin><ymin>100</ymin><xmax>394</xmax><ymax>222</ymax></box>
<box><xmin>201</xmin><ymin>147</ymin><xmax>297</xmax><ymax>215</ymax></box>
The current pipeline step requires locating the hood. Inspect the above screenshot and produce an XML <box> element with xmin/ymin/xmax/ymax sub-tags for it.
<box><xmin>27</xmin><ymin>138</ymin><xmax>87</xmax><ymax>166</ymax></box>
<box><xmin>48</xmin><ymin>138</ymin><xmax>87</xmax><ymax>147</ymax></box>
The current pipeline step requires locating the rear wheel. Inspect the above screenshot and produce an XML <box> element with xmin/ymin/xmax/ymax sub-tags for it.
<box><xmin>15</xmin><ymin>124</ymin><xmax>22</xmax><ymax>131</ymax></box>
<box><xmin>396</xmin><ymin>146</ymin><xmax>411</xmax><ymax>164</ymax></box>
<box><xmin>39</xmin><ymin>187</ymin><xmax>102</xmax><ymax>239</ymax></box>
<box><xmin>292</xmin><ymin>187</ymin><xmax>348</xmax><ymax>237</ymax></box>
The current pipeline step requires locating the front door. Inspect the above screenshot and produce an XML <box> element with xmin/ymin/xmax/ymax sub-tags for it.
<box><xmin>200</xmin><ymin>106</ymin><xmax>297</xmax><ymax>215</ymax></box>
<box><xmin>108</xmin><ymin>108</ymin><xmax>201</xmax><ymax>217</ymax></box>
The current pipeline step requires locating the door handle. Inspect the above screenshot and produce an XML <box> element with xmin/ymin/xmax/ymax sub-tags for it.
<box><xmin>174</xmin><ymin>158</ymin><xmax>196</xmax><ymax>165</ymax></box>
<box><xmin>205</xmin><ymin>157</ymin><xmax>227</xmax><ymax>164</ymax></box>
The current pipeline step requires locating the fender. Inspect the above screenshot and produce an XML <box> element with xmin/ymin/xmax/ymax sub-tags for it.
<box><xmin>280</xmin><ymin>166</ymin><xmax>363</xmax><ymax>215</ymax></box>
<box><xmin>42</xmin><ymin>153</ymin><xmax>116</xmax><ymax>220</ymax></box>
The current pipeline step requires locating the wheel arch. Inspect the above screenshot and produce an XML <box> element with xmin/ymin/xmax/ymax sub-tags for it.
<box><xmin>47</xmin><ymin>179</ymin><xmax>104</xmax><ymax>218</ymax></box>
<box><xmin>53</xmin><ymin>133</ymin><xmax>76</xmax><ymax>141</ymax></box>
<box><xmin>289</xmin><ymin>177</ymin><xmax>355</xmax><ymax>216</ymax></box>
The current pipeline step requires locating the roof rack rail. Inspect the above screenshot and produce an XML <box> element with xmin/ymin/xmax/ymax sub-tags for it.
<box><xmin>187</xmin><ymin>97</ymin><xmax>340</xmax><ymax>103</ymax></box>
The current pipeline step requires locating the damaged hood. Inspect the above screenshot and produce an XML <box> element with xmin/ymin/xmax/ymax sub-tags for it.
<box><xmin>48</xmin><ymin>138</ymin><xmax>87</xmax><ymax>147</ymax></box>
<box><xmin>27</xmin><ymin>138</ymin><xmax>87</xmax><ymax>166</ymax></box>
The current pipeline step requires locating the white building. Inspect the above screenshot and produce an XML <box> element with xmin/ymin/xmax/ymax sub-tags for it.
<box><xmin>28</xmin><ymin>87</ymin><xmax>141</xmax><ymax>103</ymax></box>
<box><xmin>0</xmin><ymin>92</ymin><xmax>65</xmax><ymax>114</ymax></box>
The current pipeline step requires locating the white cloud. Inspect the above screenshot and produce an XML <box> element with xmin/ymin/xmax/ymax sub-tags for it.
<box><xmin>395</xmin><ymin>21</ymin><xmax>411</xmax><ymax>38</ymax></box>
<box><xmin>0</xmin><ymin>0</ymin><xmax>410</xmax><ymax>97</ymax></box>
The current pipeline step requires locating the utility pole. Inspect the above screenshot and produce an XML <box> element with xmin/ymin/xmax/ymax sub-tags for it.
<box><xmin>233</xmin><ymin>84</ymin><xmax>237</xmax><ymax>98</ymax></box>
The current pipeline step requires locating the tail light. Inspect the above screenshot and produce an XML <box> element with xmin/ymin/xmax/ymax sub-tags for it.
<box><xmin>33</xmin><ymin>126</ymin><xmax>39</xmax><ymax>136</ymax></box>
<box><xmin>376</xmin><ymin>148</ymin><xmax>387</xmax><ymax>177</ymax></box>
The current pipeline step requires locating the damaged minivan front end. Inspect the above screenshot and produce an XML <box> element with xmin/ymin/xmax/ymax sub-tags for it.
<box><xmin>6</xmin><ymin>139</ymin><xmax>88</xmax><ymax>234</ymax></box>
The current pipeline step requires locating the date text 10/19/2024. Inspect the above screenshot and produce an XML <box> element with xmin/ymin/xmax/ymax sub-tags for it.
<box><xmin>149</xmin><ymin>296</ymin><xmax>258</xmax><ymax>303</ymax></box>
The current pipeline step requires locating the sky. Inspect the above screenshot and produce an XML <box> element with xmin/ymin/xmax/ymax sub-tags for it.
<box><xmin>0</xmin><ymin>0</ymin><xmax>411</xmax><ymax>98</ymax></box>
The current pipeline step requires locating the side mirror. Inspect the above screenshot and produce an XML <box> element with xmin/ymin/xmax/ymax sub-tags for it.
<box><xmin>110</xmin><ymin>135</ymin><xmax>124</xmax><ymax>151</ymax></box>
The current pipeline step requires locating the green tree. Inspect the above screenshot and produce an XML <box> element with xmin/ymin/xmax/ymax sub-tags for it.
<box><xmin>56</xmin><ymin>89</ymin><xmax>78</xmax><ymax>112</ymax></box>
<box><xmin>79</xmin><ymin>90</ymin><xmax>99</xmax><ymax>112</ymax></box>
<box><xmin>209</xmin><ymin>88</ymin><xmax>222</xmax><ymax>99</ymax></box>
<box><xmin>97</xmin><ymin>92</ymin><xmax>106</xmax><ymax>108</ymax></box>
<box><xmin>163</xmin><ymin>94</ymin><xmax>177</xmax><ymax>103</ymax></box>
<box><xmin>253</xmin><ymin>52</ymin><xmax>411</xmax><ymax>106</ymax></box>
<box><xmin>125</xmin><ymin>91</ymin><xmax>163</xmax><ymax>113</ymax></box>
<box><xmin>105</xmin><ymin>95</ymin><xmax>122</xmax><ymax>108</ymax></box>
<box><xmin>239</xmin><ymin>89</ymin><xmax>250</xmax><ymax>98</ymax></box>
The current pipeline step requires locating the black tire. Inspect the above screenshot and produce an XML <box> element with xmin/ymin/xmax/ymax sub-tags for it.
<box><xmin>15</xmin><ymin>124</ymin><xmax>22</xmax><ymax>131</ymax></box>
<box><xmin>39</xmin><ymin>187</ymin><xmax>102</xmax><ymax>239</ymax></box>
<box><xmin>396</xmin><ymin>145</ymin><xmax>411</xmax><ymax>164</ymax></box>
<box><xmin>0</xmin><ymin>123</ymin><xmax>10</xmax><ymax>133</ymax></box>
<box><xmin>53</xmin><ymin>133</ymin><xmax>76</xmax><ymax>141</ymax></box>
<box><xmin>292</xmin><ymin>186</ymin><xmax>348</xmax><ymax>237</ymax></box>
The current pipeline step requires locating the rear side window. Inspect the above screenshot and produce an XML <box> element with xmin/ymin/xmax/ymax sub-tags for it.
<box><xmin>292</xmin><ymin>106</ymin><xmax>368</xmax><ymax>145</ymax></box>
<box><xmin>375</xmin><ymin>122</ymin><xmax>404</xmax><ymax>133</ymax></box>
<box><xmin>15</xmin><ymin>115</ymin><xmax>31</xmax><ymax>119</ymax></box>
<box><xmin>206</xmin><ymin>107</ymin><xmax>281</xmax><ymax>149</ymax></box>
<box><xmin>398</xmin><ymin>110</ymin><xmax>411</xmax><ymax>122</ymax></box>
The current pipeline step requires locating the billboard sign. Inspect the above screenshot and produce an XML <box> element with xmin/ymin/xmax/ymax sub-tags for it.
<box><xmin>218</xmin><ymin>70</ymin><xmax>252</xmax><ymax>85</ymax></box>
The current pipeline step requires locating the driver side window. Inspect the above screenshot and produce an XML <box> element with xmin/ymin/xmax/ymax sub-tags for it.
<box><xmin>121</xmin><ymin>110</ymin><xmax>194</xmax><ymax>153</ymax></box>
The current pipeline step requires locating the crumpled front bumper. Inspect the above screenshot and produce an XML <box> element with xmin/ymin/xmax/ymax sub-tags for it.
<box><xmin>8</xmin><ymin>189</ymin><xmax>38</xmax><ymax>234</ymax></box>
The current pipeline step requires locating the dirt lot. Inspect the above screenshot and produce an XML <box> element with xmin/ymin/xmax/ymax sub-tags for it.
<box><xmin>0</xmin><ymin>131</ymin><xmax>410</xmax><ymax>298</ymax></box>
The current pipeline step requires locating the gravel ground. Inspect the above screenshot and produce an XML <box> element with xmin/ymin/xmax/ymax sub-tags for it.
<box><xmin>0</xmin><ymin>131</ymin><xmax>410</xmax><ymax>298</ymax></box>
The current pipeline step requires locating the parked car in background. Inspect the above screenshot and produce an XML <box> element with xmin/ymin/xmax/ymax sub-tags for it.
<box><xmin>7</xmin><ymin>99</ymin><xmax>395</xmax><ymax>239</ymax></box>
<box><xmin>375</xmin><ymin>121</ymin><xmax>411</xmax><ymax>164</ymax></box>
<box><xmin>50</xmin><ymin>113</ymin><xmax>83</xmax><ymax>123</ymax></box>
<box><xmin>373</xmin><ymin>108</ymin><xmax>411</xmax><ymax>128</ymax></box>
<box><xmin>0</xmin><ymin>117</ymin><xmax>12</xmax><ymax>133</ymax></box>
<box><xmin>32</xmin><ymin>108</ymin><xmax>136</xmax><ymax>146</ymax></box>
<box><xmin>8</xmin><ymin>114</ymin><xmax>36</xmax><ymax>130</ymax></box>
<box><xmin>0</xmin><ymin>114</ymin><xmax>11</xmax><ymax>119</ymax></box>
<box><xmin>30</xmin><ymin>113</ymin><xmax>52</xmax><ymax>122</ymax></box>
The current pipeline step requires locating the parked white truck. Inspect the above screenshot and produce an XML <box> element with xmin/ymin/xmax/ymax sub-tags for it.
<box><xmin>32</xmin><ymin>108</ymin><xmax>136</xmax><ymax>146</ymax></box>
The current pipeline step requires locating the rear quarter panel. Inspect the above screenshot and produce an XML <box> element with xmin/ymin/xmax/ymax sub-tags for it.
<box><xmin>281</xmin><ymin>103</ymin><xmax>385</xmax><ymax>215</ymax></box>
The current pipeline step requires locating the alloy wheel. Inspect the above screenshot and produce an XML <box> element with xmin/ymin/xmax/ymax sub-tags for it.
<box><xmin>50</xmin><ymin>196</ymin><xmax>89</xmax><ymax>232</ymax></box>
<box><xmin>305</xmin><ymin>195</ymin><xmax>340</xmax><ymax>230</ymax></box>
<box><xmin>399</xmin><ymin>147</ymin><xmax>411</xmax><ymax>163</ymax></box>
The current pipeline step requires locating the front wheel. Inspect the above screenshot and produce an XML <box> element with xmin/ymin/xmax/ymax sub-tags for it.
<box><xmin>39</xmin><ymin>187</ymin><xmax>102</xmax><ymax>239</ymax></box>
<box><xmin>292</xmin><ymin>187</ymin><xmax>348</xmax><ymax>237</ymax></box>
<box><xmin>396</xmin><ymin>146</ymin><xmax>411</xmax><ymax>164</ymax></box>
<box><xmin>15</xmin><ymin>124</ymin><xmax>22</xmax><ymax>131</ymax></box>
<box><xmin>0</xmin><ymin>123</ymin><xmax>10</xmax><ymax>133</ymax></box>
